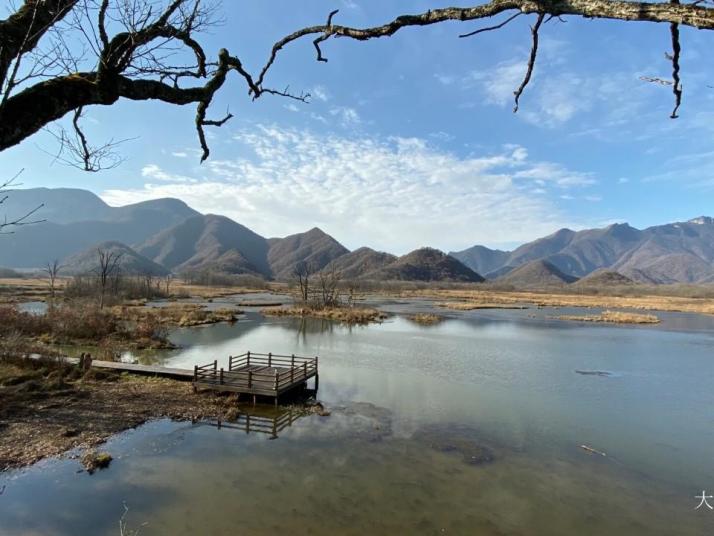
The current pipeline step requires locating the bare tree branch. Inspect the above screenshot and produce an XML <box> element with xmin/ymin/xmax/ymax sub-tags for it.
<box><xmin>0</xmin><ymin>169</ymin><xmax>46</xmax><ymax>233</ymax></box>
<box><xmin>1</xmin><ymin>0</ymin><xmax>714</xmax><ymax>167</ymax></box>
<box><xmin>513</xmin><ymin>12</ymin><xmax>545</xmax><ymax>113</ymax></box>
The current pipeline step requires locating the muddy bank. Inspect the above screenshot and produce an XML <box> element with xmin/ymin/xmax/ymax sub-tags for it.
<box><xmin>0</xmin><ymin>359</ymin><xmax>251</xmax><ymax>471</ymax></box>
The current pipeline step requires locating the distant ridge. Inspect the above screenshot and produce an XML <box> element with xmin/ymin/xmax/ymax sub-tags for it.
<box><xmin>497</xmin><ymin>259</ymin><xmax>577</xmax><ymax>288</ymax></box>
<box><xmin>2</xmin><ymin>187</ymin><xmax>714</xmax><ymax>285</ymax></box>
<box><xmin>62</xmin><ymin>241</ymin><xmax>169</xmax><ymax>276</ymax></box>
<box><xmin>322</xmin><ymin>247</ymin><xmax>397</xmax><ymax>279</ymax></box>
<box><xmin>364</xmin><ymin>248</ymin><xmax>484</xmax><ymax>282</ymax></box>
<box><xmin>573</xmin><ymin>269</ymin><xmax>634</xmax><ymax>287</ymax></box>
<box><xmin>137</xmin><ymin>214</ymin><xmax>272</xmax><ymax>277</ymax></box>
<box><xmin>267</xmin><ymin>227</ymin><xmax>349</xmax><ymax>279</ymax></box>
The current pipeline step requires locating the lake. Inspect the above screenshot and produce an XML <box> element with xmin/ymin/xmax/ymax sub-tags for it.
<box><xmin>2</xmin><ymin>301</ymin><xmax>714</xmax><ymax>535</ymax></box>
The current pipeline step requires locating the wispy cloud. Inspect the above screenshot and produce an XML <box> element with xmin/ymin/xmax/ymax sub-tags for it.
<box><xmin>329</xmin><ymin>106</ymin><xmax>361</xmax><ymax>127</ymax></box>
<box><xmin>103</xmin><ymin>126</ymin><xmax>595</xmax><ymax>252</ymax></box>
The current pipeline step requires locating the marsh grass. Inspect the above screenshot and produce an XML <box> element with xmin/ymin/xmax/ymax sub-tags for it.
<box><xmin>407</xmin><ymin>313</ymin><xmax>444</xmax><ymax>325</ymax></box>
<box><xmin>261</xmin><ymin>305</ymin><xmax>387</xmax><ymax>324</ymax></box>
<box><xmin>557</xmin><ymin>310</ymin><xmax>660</xmax><ymax>324</ymax></box>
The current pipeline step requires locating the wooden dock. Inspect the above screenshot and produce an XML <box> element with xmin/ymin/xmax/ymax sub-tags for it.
<box><xmin>193</xmin><ymin>352</ymin><xmax>318</xmax><ymax>405</ymax></box>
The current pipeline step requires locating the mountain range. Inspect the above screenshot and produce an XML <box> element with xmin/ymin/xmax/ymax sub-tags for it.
<box><xmin>451</xmin><ymin>218</ymin><xmax>714</xmax><ymax>284</ymax></box>
<box><xmin>1</xmin><ymin>188</ymin><xmax>713</xmax><ymax>286</ymax></box>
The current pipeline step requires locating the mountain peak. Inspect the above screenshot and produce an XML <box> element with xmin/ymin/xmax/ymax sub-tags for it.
<box><xmin>688</xmin><ymin>216</ymin><xmax>714</xmax><ymax>225</ymax></box>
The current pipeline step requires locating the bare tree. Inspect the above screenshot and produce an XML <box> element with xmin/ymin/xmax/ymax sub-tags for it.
<box><xmin>317</xmin><ymin>266</ymin><xmax>342</xmax><ymax>308</ymax></box>
<box><xmin>292</xmin><ymin>261</ymin><xmax>313</xmax><ymax>304</ymax></box>
<box><xmin>44</xmin><ymin>259</ymin><xmax>62</xmax><ymax>302</ymax></box>
<box><xmin>0</xmin><ymin>170</ymin><xmax>44</xmax><ymax>233</ymax></box>
<box><xmin>0</xmin><ymin>1</ymin><xmax>712</xmax><ymax>169</ymax></box>
<box><xmin>94</xmin><ymin>247</ymin><xmax>122</xmax><ymax>308</ymax></box>
<box><xmin>164</xmin><ymin>274</ymin><xmax>173</xmax><ymax>296</ymax></box>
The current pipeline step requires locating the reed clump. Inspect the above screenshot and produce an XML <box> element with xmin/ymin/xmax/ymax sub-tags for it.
<box><xmin>407</xmin><ymin>313</ymin><xmax>443</xmax><ymax>325</ymax></box>
<box><xmin>261</xmin><ymin>306</ymin><xmax>386</xmax><ymax>324</ymax></box>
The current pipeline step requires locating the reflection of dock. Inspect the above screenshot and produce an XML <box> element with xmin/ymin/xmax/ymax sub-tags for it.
<box><xmin>193</xmin><ymin>352</ymin><xmax>319</xmax><ymax>405</ymax></box>
<box><xmin>206</xmin><ymin>406</ymin><xmax>308</xmax><ymax>439</ymax></box>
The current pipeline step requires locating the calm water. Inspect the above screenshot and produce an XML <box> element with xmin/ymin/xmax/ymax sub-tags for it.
<box><xmin>3</xmin><ymin>304</ymin><xmax>714</xmax><ymax>535</ymax></box>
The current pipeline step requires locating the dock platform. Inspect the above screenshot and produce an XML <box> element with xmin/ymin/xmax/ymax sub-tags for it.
<box><xmin>193</xmin><ymin>352</ymin><xmax>318</xmax><ymax>404</ymax></box>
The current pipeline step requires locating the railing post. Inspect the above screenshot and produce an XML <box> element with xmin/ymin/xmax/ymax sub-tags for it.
<box><xmin>220</xmin><ymin>368</ymin><xmax>224</xmax><ymax>385</ymax></box>
<box><xmin>291</xmin><ymin>354</ymin><xmax>295</xmax><ymax>367</ymax></box>
<box><xmin>193</xmin><ymin>365</ymin><xmax>197</xmax><ymax>382</ymax></box>
<box><xmin>228</xmin><ymin>355</ymin><xmax>233</xmax><ymax>371</ymax></box>
<box><xmin>303</xmin><ymin>361</ymin><xmax>307</xmax><ymax>379</ymax></box>
<box><xmin>247</xmin><ymin>351</ymin><xmax>250</xmax><ymax>366</ymax></box>
<box><xmin>268</xmin><ymin>352</ymin><xmax>272</xmax><ymax>368</ymax></box>
<box><xmin>214</xmin><ymin>360</ymin><xmax>217</xmax><ymax>373</ymax></box>
<box><xmin>274</xmin><ymin>370</ymin><xmax>279</xmax><ymax>391</ymax></box>
<box><xmin>248</xmin><ymin>370</ymin><xmax>253</xmax><ymax>389</ymax></box>
<box><xmin>315</xmin><ymin>356</ymin><xmax>319</xmax><ymax>370</ymax></box>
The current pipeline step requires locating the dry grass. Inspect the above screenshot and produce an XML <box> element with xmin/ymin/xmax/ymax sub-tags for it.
<box><xmin>0</xmin><ymin>357</ymin><xmax>242</xmax><ymax>471</ymax></box>
<box><xmin>112</xmin><ymin>303</ymin><xmax>241</xmax><ymax>327</ymax></box>
<box><xmin>557</xmin><ymin>310</ymin><xmax>660</xmax><ymax>324</ymax></box>
<box><xmin>261</xmin><ymin>306</ymin><xmax>387</xmax><ymax>324</ymax></box>
<box><xmin>438</xmin><ymin>301</ymin><xmax>528</xmax><ymax>311</ymax></box>
<box><xmin>407</xmin><ymin>313</ymin><xmax>444</xmax><ymax>325</ymax></box>
<box><xmin>0</xmin><ymin>303</ymin><xmax>172</xmax><ymax>349</ymax></box>
<box><xmin>410</xmin><ymin>289</ymin><xmax>714</xmax><ymax>315</ymax></box>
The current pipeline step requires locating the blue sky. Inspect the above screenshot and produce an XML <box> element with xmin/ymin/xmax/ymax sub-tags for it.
<box><xmin>2</xmin><ymin>0</ymin><xmax>713</xmax><ymax>254</ymax></box>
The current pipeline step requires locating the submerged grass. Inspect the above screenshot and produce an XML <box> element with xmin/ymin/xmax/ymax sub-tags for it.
<box><xmin>557</xmin><ymin>310</ymin><xmax>660</xmax><ymax>324</ymax></box>
<box><xmin>407</xmin><ymin>313</ymin><xmax>444</xmax><ymax>325</ymax></box>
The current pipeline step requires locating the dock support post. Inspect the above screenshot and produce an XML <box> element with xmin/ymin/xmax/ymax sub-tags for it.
<box><xmin>315</xmin><ymin>373</ymin><xmax>319</xmax><ymax>393</ymax></box>
<box><xmin>252</xmin><ymin>394</ymin><xmax>256</xmax><ymax>407</ymax></box>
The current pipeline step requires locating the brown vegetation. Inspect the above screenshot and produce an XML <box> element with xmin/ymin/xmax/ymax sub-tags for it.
<box><xmin>438</xmin><ymin>301</ymin><xmax>528</xmax><ymax>311</ymax></box>
<box><xmin>407</xmin><ymin>313</ymin><xmax>444</xmax><ymax>325</ymax></box>
<box><xmin>262</xmin><ymin>306</ymin><xmax>387</xmax><ymax>325</ymax></box>
<box><xmin>412</xmin><ymin>288</ymin><xmax>714</xmax><ymax>315</ymax></box>
<box><xmin>0</xmin><ymin>356</ymin><xmax>240</xmax><ymax>471</ymax></box>
<box><xmin>557</xmin><ymin>310</ymin><xmax>660</xmax><ymax>324</ymax></box>
<box><xmin>112</xmin><ymin>303</ymin><xmax>242</xmax><ymax>328</ymax></box>
<box><xmin>0</xmin><ymin>303</ymin><xmax>172</xmax><ymax>350</ymax></box>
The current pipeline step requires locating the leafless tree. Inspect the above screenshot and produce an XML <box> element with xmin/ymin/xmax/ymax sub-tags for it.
<box><xmin>1</xmin><ymin>1</ymin><xmax>713</xmax><ymax>170</ymax></box>
<box><xmin>94</xmin><ymin>247</ymin><xmax>123</xmax><ymax>308</ymax></box>
<box><xmin>0</xmin><ymin>170</ymin><xmax>44</xmax><ymax>233</ymax></box>
<box><xmin>44</xmin><ymin>259</ymin><xmax>62</xmax><ymax>302</ymax></box>
<box><xmin>292</xmin><ymin>261</ymin><xmax>313</xmax><ymax>304</ymax></box>
<box><xmin>317</xmin><ymin>266</ymin><xmax>342</xmax><ymax>308</ymax></box>
<box><xmin>164</xmin><ymin>274</ymin><xmax>172</xmax><ymax>296</ymax></box>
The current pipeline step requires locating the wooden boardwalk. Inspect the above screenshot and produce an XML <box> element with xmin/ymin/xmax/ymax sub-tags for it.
<box><xmin>193</xmin><ymin>352</ymin><xmax>318</xmax><ymax>405</ymax></box>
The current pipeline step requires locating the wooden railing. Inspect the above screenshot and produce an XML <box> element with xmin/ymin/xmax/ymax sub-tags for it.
<box><xmin>193</xmin><ymin>351</ymin><xmax>318</xmax><ymax>394</ymax></box>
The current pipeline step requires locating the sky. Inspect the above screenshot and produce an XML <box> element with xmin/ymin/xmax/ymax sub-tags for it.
<box><xmin>2</xmin><ymin>0</ymin><xmax>714</xmax><ymax>255</ymax></box>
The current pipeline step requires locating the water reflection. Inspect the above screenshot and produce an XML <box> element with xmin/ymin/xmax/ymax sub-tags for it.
<box><xmin>203</xmin><ymin>405</ymin><xmax>312</xmax><ymax>440</ymax></box>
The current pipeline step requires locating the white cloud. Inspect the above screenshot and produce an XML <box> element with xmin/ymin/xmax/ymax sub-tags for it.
<box><xmin>103</xmin><ymin>126</ymin><xmax>594</xmax><ymax>253</ymax></box>
<box><xmin>329</xmin><ymin>106</ymin><xmax>361</xmax><ymax>127</ymax></box>
<box><xmin>171</xmin><ymin>151</ymin><xmax>188</xmax><ymax>158</ymax></box>
<box><xmin>141</xmin><ymin>164</ymin><xmax>196</xmax><ymax>183</ymax></box>
<box><xmin>284</xmin><ymin>103</ymin><xmax>301</xmax><ymax>113</ymax></box>
<box><xmin>311</xmin><ymin>85</ymin><xmax>329</xmax><ymax>102</ymax></box>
